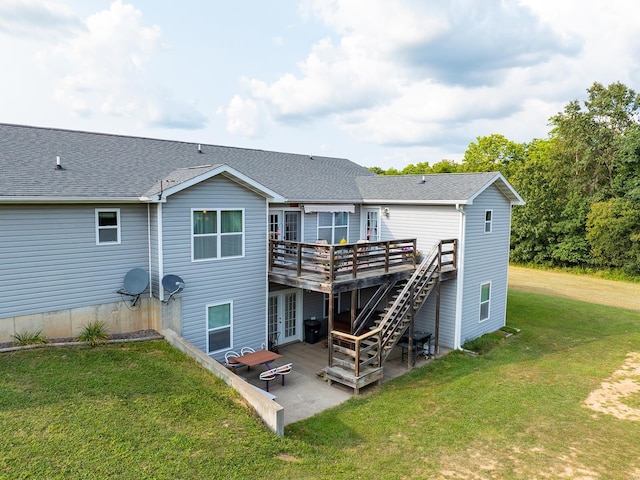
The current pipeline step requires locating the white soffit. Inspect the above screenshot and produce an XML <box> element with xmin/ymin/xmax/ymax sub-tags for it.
<box><xmin>303</xmin><ymin>204</ymin><xmax>355</xmax><ymax>213</ymax></box>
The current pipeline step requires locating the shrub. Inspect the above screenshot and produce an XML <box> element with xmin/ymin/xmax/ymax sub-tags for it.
<box><xmin>12</xmin><ymin>329</ymin><xmax>48</xmax><ymax>346</ymax></box>
<box><xmin>77</xmin><ymin>321</ymin><xmax>109</xmax><ymax>347</ymax></box>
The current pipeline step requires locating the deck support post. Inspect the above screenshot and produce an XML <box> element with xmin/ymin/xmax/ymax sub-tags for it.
<box><xmin>328</xmin><ymin>292</ymin><xmax>334</xmax><ymax>367</ymax></box>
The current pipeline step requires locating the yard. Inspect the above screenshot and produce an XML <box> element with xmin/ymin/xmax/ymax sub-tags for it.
<box><xmin>1</xmin><ymin>269</ymin><xmax>639</xmax><ymax>479</ymax></box>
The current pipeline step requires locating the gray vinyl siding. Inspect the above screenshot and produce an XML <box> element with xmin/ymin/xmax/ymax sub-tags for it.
<box><xmin>378</xmin><ymin>204</ymin><xmax>460</xmax><ymax>251</ymax></box>
<box><xmin>378</xmin><ymin>204</ymin><xmax>461</xmax><ymax>348</ymax></box>
<box><xmin>0</xmin><ymin>203</ymin><xmax>149</xmax><ymax>318</ymax></box>
<box><xmin>459</xmin><ymin>185</ymin><xmax>512</xmax><ymax>344</ymax></box>
<box><xmin>160</xmin><ymin>176</ymin><xmax>268</xmax><ymax>359</ymax></box>
<box><xmin>414</xmin><ymin>279</ymin><xmax>457</xmax><ymax>349</ymax></box>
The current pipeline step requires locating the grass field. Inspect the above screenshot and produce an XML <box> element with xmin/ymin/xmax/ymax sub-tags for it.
<box><xmin>1</xmin><ymin>274</ymin><xmax>640</xmax><ymax>478</ymax></box>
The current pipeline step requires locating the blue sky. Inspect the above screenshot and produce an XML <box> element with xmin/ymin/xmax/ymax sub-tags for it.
<box><xmin>2</xmin><ymin>0</ymin><xmax>639</xmax><ymax>169</ymax></box>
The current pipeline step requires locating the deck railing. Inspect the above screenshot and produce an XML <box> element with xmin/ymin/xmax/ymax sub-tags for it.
<box><xmin>268</xmin><ymin>238</ymin><xmax>418</xmax><ymax>280</ymax></box>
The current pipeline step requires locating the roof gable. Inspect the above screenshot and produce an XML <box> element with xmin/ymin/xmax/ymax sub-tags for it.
<box><xmin>142</xmin><ymin>164</ymin><xmax>285</xmax><ymax>202</ymax></box>
<box><xmin>356</xmin><ymin>172</ymin><xmax>524</xmax><ymax>206</ymax></box>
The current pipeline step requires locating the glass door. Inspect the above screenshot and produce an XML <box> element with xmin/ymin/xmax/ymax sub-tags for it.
<box><xmin>363</xmin><ymin>208</ymin><xmax>380</xmax><ymax>241</ymax></box>
<box><xmin>269</xmin><ymin>210</ymin><xmax>301</xmax><ymax>241</ymax></box>
<box><xmin>268</xmin><ymin>290</ymin><xmax>301</xmax><ymax>346</ymax></box>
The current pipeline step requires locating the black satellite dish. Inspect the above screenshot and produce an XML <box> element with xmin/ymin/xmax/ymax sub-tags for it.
<box><xmin>117</xmin><ymin>268</ymin><xmax>149</xmax><ymax>306</ymax></box>
<box><xmin>162</xmin><ymin>274</ymin><xmax>185</xmax><ymax>303</ymax></box>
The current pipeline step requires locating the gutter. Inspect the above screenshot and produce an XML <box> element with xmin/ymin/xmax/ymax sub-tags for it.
<box><xmin>0</xmin><ymin>196</ymin><xmax>140</xmax><ymax>204</ymax></box>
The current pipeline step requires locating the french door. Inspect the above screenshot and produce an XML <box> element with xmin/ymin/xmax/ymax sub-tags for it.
<box><xmin>268</xmin><ymin>290</ymin><xmax>301</xmax><ymax>346</ymax></box>
<box><xmin>269</xmin><ymin>210</ymin><xmax>301</xmax><ymax>242</ymax></box>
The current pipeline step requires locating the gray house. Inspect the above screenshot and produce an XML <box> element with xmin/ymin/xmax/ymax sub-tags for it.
<box><xmin>0</xmin><ymin>124</ymin><xmax>523</xmax><ymax>391</ymax></box>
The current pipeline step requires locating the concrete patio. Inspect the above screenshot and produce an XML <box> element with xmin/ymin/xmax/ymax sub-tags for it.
<box><xmin>236</xmin><ymin>339</ymin><xmax>443</xmax><ymax>425</ymax></box>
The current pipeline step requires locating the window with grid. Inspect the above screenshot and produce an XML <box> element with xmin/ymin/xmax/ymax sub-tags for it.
<box><xmin>192</xmin><ymin>209</ymin><xmax>243</xmax><ymax>261</ymax></box>
<box><xmin>317</xmin><ymin>212</ymin><xmax>348</xmax><ymax>244</ymax></box>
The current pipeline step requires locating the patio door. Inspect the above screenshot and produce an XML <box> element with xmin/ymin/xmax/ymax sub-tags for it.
<box><xmin>268</xmin><ymin>290</ymin><xmax>302</xmax><ymax>346</ymax></box>
<box><xmin>362</xmin><ymin>208</ymin><xmax>380</xmax><ymax>241</ymax></box>
<box><xmin>269</xmin><ymin>210</ymin><xmax>301</xmax><ymax>242</ymax></box>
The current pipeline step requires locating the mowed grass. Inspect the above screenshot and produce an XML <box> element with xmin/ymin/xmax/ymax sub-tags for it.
<box><xmin>2</xmin><ymin>289</ymin><xmax>640</xmax><ymax>479</ymax></box>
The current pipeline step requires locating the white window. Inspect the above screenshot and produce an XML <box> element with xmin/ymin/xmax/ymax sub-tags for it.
<box><xmin>192</xmin><ymin>209</ymin><xmax>244</xmax><ymax>261</ymax></box>
<box><xmin>207</xmin><ymin>301</ymin><xmax>232</xmax><ymax>353</ymax></box>
<box><xmin>317</xmin><ymin>212</ymin><xmax>349</xmax><ymax>244</ymax></box>
<box><xmin>95</xmin><ymin>209</ymin><xmax>120</xmax><ymax>245</ymax></box>
<box><xmin>484</xmin><ymin>210</ymin><xmax>493</xmax><ymax>233</ymax></box>
<box><xmin>479</xmin><ymin>282</ymin><xmax>491</xmax><ymax>321</ymax></box>
<box><xmin>365</xmin><ymin>209</ymin><xmax>380</xmax><ymax>241</ymax></box>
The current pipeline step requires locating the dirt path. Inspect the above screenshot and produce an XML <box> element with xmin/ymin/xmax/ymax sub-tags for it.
<box><xmin>508</xmin><ymin>265</ymin><xmax>640</xmax><ymax>312</ymax></box>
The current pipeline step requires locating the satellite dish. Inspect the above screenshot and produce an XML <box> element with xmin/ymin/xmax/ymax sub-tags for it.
<box><xmin>162</xmin><ymin>274</ymin><xmax>185</xmax><ymax>303</ymax></box>
<box><xmin>117</xmin><ymin>268</ymin><xmax>149</xmax><ymax>306</ymax></box>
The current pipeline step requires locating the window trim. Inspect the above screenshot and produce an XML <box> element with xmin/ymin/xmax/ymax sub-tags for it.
<box><xmin>479</xmin><ymin>282</ymin><xmax>491</xmax><ymax>322</ymax></box>
<box><xmin>191</xmin><ymin>208</ymin><xmax>245</xmax><ymax>262</ymax></box>
<box><xmin>95</xmin><ymin>208</ymin><xmax>121</xmax><ymax>245</ymax></box>
<box><xmin>206</xmin><ymin>300</ymin><xmax>233</xmax><ymax>354</ymax></box>
<box><xmin>363</xmin><ymin>207</ymin><xmax>381</xmax><ymax>241</ymax></box>
<box><xmin>317</xmin><ymin>211</ymin><xmax>349</xmax><ymax>244</ymax></box>
<box><xmin>484</xmin><ymin>209</ymin><xmax>493</xmax><ymax>233</ymax></box>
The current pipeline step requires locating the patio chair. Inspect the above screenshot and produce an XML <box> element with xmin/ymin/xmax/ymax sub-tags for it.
<box><xmin>224</xmin><ymin>351</ymin><xmax>243</xmax><ymax>372</ymax></box>
<box><xmin>259</xmin><ymin>368</ymin><xmax>278</xmax><ymax>392</ymax></box>
<box><xmin>275</xmin><ymin>363</ymin><xmax>292</xmax><ymax>387</ymax></box>
<box><xmin>240</xmin><ymin>346</ymin><xmax>256</xmax><ymax>370</ymax></box>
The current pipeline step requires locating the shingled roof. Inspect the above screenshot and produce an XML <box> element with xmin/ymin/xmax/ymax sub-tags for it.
<box><xmin>356</xmin><ymin>173</ymin><xmax>524</xmax><ymax>205</ymax></box>
<box><xmin>0</xmin><ymin>123</ymin><xmax>523</xmax><ymax>205</ymax></box>
<box><xmin>0</xmin><ymin>123</ymin><xmax>372</xmax><ymax>202</ymax></box>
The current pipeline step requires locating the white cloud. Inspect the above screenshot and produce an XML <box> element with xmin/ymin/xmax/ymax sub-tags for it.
<box><xmin>226</xmin><ymin>0</ymin><xmax>640</xmax><ymax>161</ymax></box>
<box><xmin>225</xmin><ymin>94</ymin><xmax>264</xmax><ymax>137</ymax></box>
<box><xmin>0</xmin><ymin>0</ymin><xmax>82</xmax><ymax>38</ymax></box>
<box><xmin>31</xmin><ymin>0</ymin><xmax>207</xmax><ymax>129</ymax></box>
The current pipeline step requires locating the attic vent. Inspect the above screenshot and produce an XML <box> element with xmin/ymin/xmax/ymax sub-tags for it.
<box><xmin>55</xmin><ymin>155</ymin><xmax>64</xmax><ymax>170</ymax></box>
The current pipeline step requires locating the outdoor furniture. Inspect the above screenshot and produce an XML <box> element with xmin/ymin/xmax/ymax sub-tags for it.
<box><xmin>275</xmin><ymin>363</ymin><xmax>292</xmax><ymax>386</ymax></box>
<box><xmin>259</xmin><ymin>368</ymin><xmax>278</xmax><ymax>392</ymax></box>
<box><xmin>398</xmin><ymin>331</ymin><xmax>432</xmax><ymax>364</ymax></box>
<box><xmin>259</xmin><ymin>363</ymin><xmax>292</xmax><ymax>392</ymax></box>
<box><xmin>240</xmin><ymin>346</ymin><xmax>256</xmax><ymax>370</ymax></box>
<box><xmin>235</xmin><ymin>349</ymin><xmax>283</xmax><ymax>370</ymax></box>
<box><xmin>224</xmin><ymin>351</ymin><xmax>244</xmax><ymax>371</ymax></box>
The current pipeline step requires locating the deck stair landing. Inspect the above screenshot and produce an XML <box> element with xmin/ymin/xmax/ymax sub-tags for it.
<box><xmin>325</xmin><ymin>239</ymin><xmax>456</xmax><ymax>393</ymax></box>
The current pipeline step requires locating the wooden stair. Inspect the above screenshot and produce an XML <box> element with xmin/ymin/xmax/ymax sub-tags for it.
<box><xmin>326</xmin><ymin>239</ymin><xmax>456</xmax><ymax>393</ymax></box>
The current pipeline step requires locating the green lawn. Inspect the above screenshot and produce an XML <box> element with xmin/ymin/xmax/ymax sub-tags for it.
<box><xmin>2</xmin><ymin>290</ymin><xmax>640</xmax><ymax>479</ymax></box>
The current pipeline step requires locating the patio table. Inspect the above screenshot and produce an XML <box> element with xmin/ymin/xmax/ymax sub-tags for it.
<box><xmin>235</xmin><ymin>349</ymin><xmax>282</xmax><ymax>369</ymax></box>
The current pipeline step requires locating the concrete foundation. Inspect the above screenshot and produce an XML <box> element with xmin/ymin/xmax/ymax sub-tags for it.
<box><xmin>0</xmin><ymin>296</ymin><xmax>180</xmax><ymax>343</ymax></box>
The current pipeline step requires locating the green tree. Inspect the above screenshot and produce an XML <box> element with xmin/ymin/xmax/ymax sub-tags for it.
<box><xmin>461</xmin><ymin>134</ymin><xmax>526</xmax><ymax>175</ymax></box>
<box><xmin>509</xmin><ymin>139</ymin><xmax>562</xmax><ymax>264</ymax></box>
<box><xmin>430</xmin><ymin>159</ymin><xmax>461</xmax><ymax>173</ymax></box>
<box><xmin>550</xmin><ymin>81</ymin><xmax>640</xmax><ymax>199</ymax></box>
<box><xmin>586</xmin><ymin>198</ymin><xmax>640</xmax><ymax>273</ymax></box>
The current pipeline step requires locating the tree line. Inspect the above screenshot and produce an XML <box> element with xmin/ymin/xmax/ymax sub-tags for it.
<box><xmin>370</xmin><ymin>82</ymin><xmax>640</xmax><ymax>275</ymax></box>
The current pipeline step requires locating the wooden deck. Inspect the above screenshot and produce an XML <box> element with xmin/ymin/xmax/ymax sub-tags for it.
<box><xmin>268</xmin><ymin>238</ymin><xmax>419</xmax><ymax>294</ymax></box>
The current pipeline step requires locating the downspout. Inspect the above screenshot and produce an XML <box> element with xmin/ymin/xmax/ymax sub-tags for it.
<box><xmin>157</xmin><ymin>202</ymin><xmax>164</xmax><ymax>303</ymax></box>
<box><xmin>147</xmin><ymin>204</ymin><xmax>153</xmax><ymax>298</ymax></box>
<box><xmin>453</xmin><ymin>203</ymin><xmax>466</xmax><ymax>349</ymax></box>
